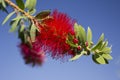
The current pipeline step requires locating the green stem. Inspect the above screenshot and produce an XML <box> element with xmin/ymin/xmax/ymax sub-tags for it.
<box><xmin>70</xmin><ymin>51</ymin><xmax>87</xmax><ymax>61</ymax></box>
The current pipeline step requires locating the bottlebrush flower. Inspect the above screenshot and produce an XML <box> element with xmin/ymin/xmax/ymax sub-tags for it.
<box><xmin>37</xmin><ymin>10</ymin><xmax>75</xmax><ymax>59</ymax></box>
<box><xmin>19</xmin><ymin>41</ymin><xmax>45</xmax><ymax>66</ymax></box>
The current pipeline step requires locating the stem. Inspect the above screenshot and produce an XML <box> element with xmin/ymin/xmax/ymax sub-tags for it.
<box><xmin>4</xmin><ymin>0</ymin><xmax>42</xmax><ymax>30</ymax></box>
<box><xmin>4</xmin><ymin>0</ymin><xmax>35</xmax><ymax>21</ymax></box>
<box><xmin>69</xmin><ymin>51</ymin><xmax>86</xmax><ymax>61</ymax></box>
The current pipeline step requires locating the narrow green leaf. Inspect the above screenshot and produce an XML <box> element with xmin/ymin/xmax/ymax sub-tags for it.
<box><xmin>25</xmin><ymin>0</ymin><xmax>37</xmax><ymax>10</ymax></box>
<box><xmin>100</xmin><ymin>41</ymin><xmax>108</xmax><ymax>50</ymax></box>
<box><xmin>101</xmin><ymin>47</ymin><xmax>111</xmax><ymax>54</ymax></box>
<box><xmin>35</xmin><ymin>10</ymin><xmax>51</xmax><ymax>19</ymax></box>
<box><xmin>30</xmin><ymin>24</ymin><xmax>37</xmax><ymax>42</ymax></box>
<box><xmin>96</xmin><ymin>55</ymin><xmax>107</xmax><ymax>64</ymax></box>
<box><xmin>78</xmin><ymin>25</ymin><xmax>86</xmax><ymax>43</ymax></box>
<box><xmin>104</xmin><ymin>41</ymin><xmax>108</xmax><ymax>47</ymax></box>
<box><xmin>29</xmin><ymin>9</ymin><xmax>36</xmax><ymax>15</ymax></box>
<box><xmin>98</xmin><ymin>33</ymin><xmax>104</xmax><ymax>43</ymax></box>
<box><xmin>18</xmin><ymin>31</ymin><xmax>24</xmax><ymax>42</ymax></box>
<box><xmin>74</xmin><ymin>23</ymin><xmax>86</xmax><ymax>43</ymax></box>
<box><xmin>91</xmin><ymin>40</ymin><xmax>103</xmax><ymax>51</ymax></box>
<box><xmin>66</xmin><ymin>39</ymin><xmax>77</xmax><ymax>48</ymax></box>
<box><xmin>91</xmin><ymin>33</ymin><xmax>104</xmax><ymax>51</ymax></box>
<box><xmin>92</xmin><ymin>54</ymin><xmax>99</xmax><ymax>64</ymax></box>
<box><xmin>12</xmin><ymin>16</ymin><xmax>25</xmax><ymax>21</ymax></box>
<box><xmin>2</xmin><ymin>11</ymin><xmax>15</xmax><ymax>25</ymax></box>
<box><xmin>74</xmin><ymin>23</ymin><xmax>79</xmax><ymax>38</ymax></box>
<box><xmin>92</xmin><ymin>54</ymin><xmax>107</xmax><ymax>64</ymax></box>
<box><xmin>102</xmin><ymin>53</ymin><xmax>112</xmax><ymax>60</ymax></box>
<box><xmin>87</xmin><ymin>27</ymin><xmax>92</xmax><ymax>46</ymax></box>
<box><xmin>16</xmin><ymin>0</ymin><xmax>25</xmax><ymax>10</ymax></box>
<box><xmin>0</xmin><ymin>4</ymin><xmax>7</xmax><ymax>13</ymax></box>
<box><xmin>20</xmin><ymin>25</ymin><xmax>25</xmax><ymax>32</ymax></box>
<box><xmin>1</xmin><ymin>0</ymin><xmax>6</xmax><ymax>8</ymax></box>
<box><xmin>68</xmin><ymin>33</ymin><xmax>74</xmax><ymax>41</ymax></box>
<box><xmin>24</xmin><ymin>32</ymin><xmax>28</xmax><ymax>43</ymax></box>
<box><xmin>9</xmin><ymin>19</ymin><xmax>20</xmax><ymax>32</ymax></box>
<box><xmin>9</xmin><ymin>16</ymin><xmax>24</xmax><ymax>32</ymax></box>
<box><xmin>0</xmin><ymin>0</ymin><xmax>2</xmax><ymax>3</ymax></box>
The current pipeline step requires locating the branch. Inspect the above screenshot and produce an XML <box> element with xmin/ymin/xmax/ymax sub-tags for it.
<box><xmin>4</xmin><ymin>0</ymin><xmax>35</xmax><ymax>21</ymax></box>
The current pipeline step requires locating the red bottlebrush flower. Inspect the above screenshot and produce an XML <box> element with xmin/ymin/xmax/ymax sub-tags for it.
<box><xmin>37</xmin><ymin>10</ymin><xmax>75</xmax><ymax>59</ymax></box>
<box><xmin>19</xmin><ymin>41</ymin><xmax>45</xmax><ymax>66</ymax></box>
<box><xmin>68</xmin><ymin>50</ymin><xmax>76</xmax><ymax>57</ymax></box>
<box><xmin>70</xmin><ymin>30</ymin><xmax>75</xmax><ymax>35</ymax></box>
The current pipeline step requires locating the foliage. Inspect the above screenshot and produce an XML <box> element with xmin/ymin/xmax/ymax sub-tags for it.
<box><xmin>0</xmin><ymin>0</ymin><xmax>112</xmax><ymax>66</ymax></box>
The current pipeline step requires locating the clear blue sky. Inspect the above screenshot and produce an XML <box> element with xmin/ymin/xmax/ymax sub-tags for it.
<box><xmin>0</xmin><ymin>0</ymin><xmax>120</xmax><ymax>80</ymax></box>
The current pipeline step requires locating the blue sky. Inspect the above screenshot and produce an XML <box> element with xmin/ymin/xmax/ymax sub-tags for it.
<box><xmin>0</xmin><ymin>0</ymin><xmax>120</xmax><ymax>80</ymax></box>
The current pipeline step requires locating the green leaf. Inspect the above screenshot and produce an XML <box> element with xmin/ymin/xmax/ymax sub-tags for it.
<box><xmin>24</xmin><ymin>32</ymin><xmax>28</xmax><ymax>43</ymax></box>
<box><xmin>98</xmin><ymin>33</ymin><xmax>104</xmax><ymax>43</ymax></box>
<box><xmin>66</xmin><ymin>39</ymin><xmax>78</xmax><ymax>48</ymax></box>
<box><xmin>1</xmin><ymin>0</ymin><xmax>6</xmax><ymax>8</ymax></box>
<box><xmin>68</xmin><ymin>33</ymin><xmax>74</xmax><ymax>41</ymax></box>
<box><xmin>18</xmin><ymin>29</ymin><xmax>30</xmax><ymax>43</ymax></box>
<box><xmin>92</xmin><ymin>54</ymin><xmax>99</xmax><ymax>64</ymax></box>
<box><xmin>16</xmin><ymin>0</ymin><xmax>25</xmax><ymax>10</ymax></box>
<box><xmin>103</xmin><ymin>41</ymin><xmax>108</xmax><ymax>47</ymax></box>
<box><xmin>2</xmin><ymin>11</ymin><xmax>15</xmax><ymax>25</ymax></box>
<box><xmin>91</xmin><ymin>33</ymin><xmax>104</xmax><ymax>51</ymax></box>
<box><xmin>35</xmin><ymin>10</ymin><xmax>51</xmax><ymax>19</ymax></box>
<box><xmin>74</xmin><ymin>23</ymin><xmax>86</xmax><ymax>43</ymax></box>
<box><xmin>12</xmin><ymin>16</ymin><xmax>24</xmax><ymax>21</ymax></box>
<box><xmin>102</xmin><ymin>53</ymin><xmax>112</xmax><ymax>60</ymax></box>
<box><xmin>101</xmin><ymin>47</ymin><xmax>111</xmax><ymax>54</ymax></box>
<box><xmin>0</xmin><ymin>4</ymin><xmax>8</xmax><ymax>13</ymax></box>
<box><xmin>70</xmin><ymin>51</ymin><xmax>86</xmax><ymax>61</ymax></box>
<box><xmin>20</xmin><ymin>25</ymin><xmax>25</xmax><ymax>32</ymax></box>
<box><xmin>91</xmin><ymin>40</ymin><xmax>102</xmax><ymax>51</ymax></box>
<box><xmin>9</xmin><ymin>17</ymin><xmax>21</xmax><ymax>32</ymax></box>
<box><xmin>92</xmin><ymin>54</ymin><xmax>107</xmax><ymax>64</ymax></box>
<box><xmin>0</xmin><ymin>0</ymin><xmax>8</xmax><ymax>13</ymax></box>
<box><xmin>78</xmin><ymin>25</ymin><xmax>86</xmax><ymax>43</ymax></box>
<box><xmin>18</xmin><ymin>30</ymin><xmax>24</xmax><ymax>42</ymax></box>
<box><xmin>30</xmin><ymin>24</ymin><xmax>37</xmax><ymax>42</ymax></box>
<box><xmin>9</xmin><ymin>15</ymin><xmax>25</xmax><ymax>32</ymax></box>
<box><xmin>74</xmin><ymin>23</ymin><xmax>79</xmax><ymax>38</ymax></box>
<box><xmin>100</xmin><ymin>41</ymin><xmax>108</xmax><ymax>50</ymax></box>
<box><xmin>29</xmin><ymin>9</ymin><xmax>36</xmax><ymax>15</ymax></box>
<box><xmin>87</xmin><ymin>27</ymin><xmax>92</xmax><ymax>46</ymax></box>
<box><xmin>25</xmin><ymin>0</ymin><xmax>37</xmax><ymax>10</ymax></box>
<box><xmin>0</xmin><ymin>0</ymin><xmax>2</xmax><ymax>3</ymax></box>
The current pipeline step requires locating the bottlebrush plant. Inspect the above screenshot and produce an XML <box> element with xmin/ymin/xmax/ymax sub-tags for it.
<box><xmin>0</xmin><ymin>0</ymin><xmax>112</xmax><ymax>66</ymax></box>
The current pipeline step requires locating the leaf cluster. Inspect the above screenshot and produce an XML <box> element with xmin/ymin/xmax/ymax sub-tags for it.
<box><xmin>67</xmin><ymin>23</ymin><xmax>112</xmax><ymax>64</ymax></box>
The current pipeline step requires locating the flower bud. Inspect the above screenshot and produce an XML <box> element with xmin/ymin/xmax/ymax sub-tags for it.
<box><xmin>73</xmin><ymin>38</ymin><xmax>78</xmax><ymax>44</ymax></box>
<box><xmin>77</xmin><ymin>45</ymin><xmax>81</xmax><ymax>50</ymax></box>
<box><xmin>85</xmin><ymin>41</ymin><xmax>88</xmax><ymax>47</ymax></box>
